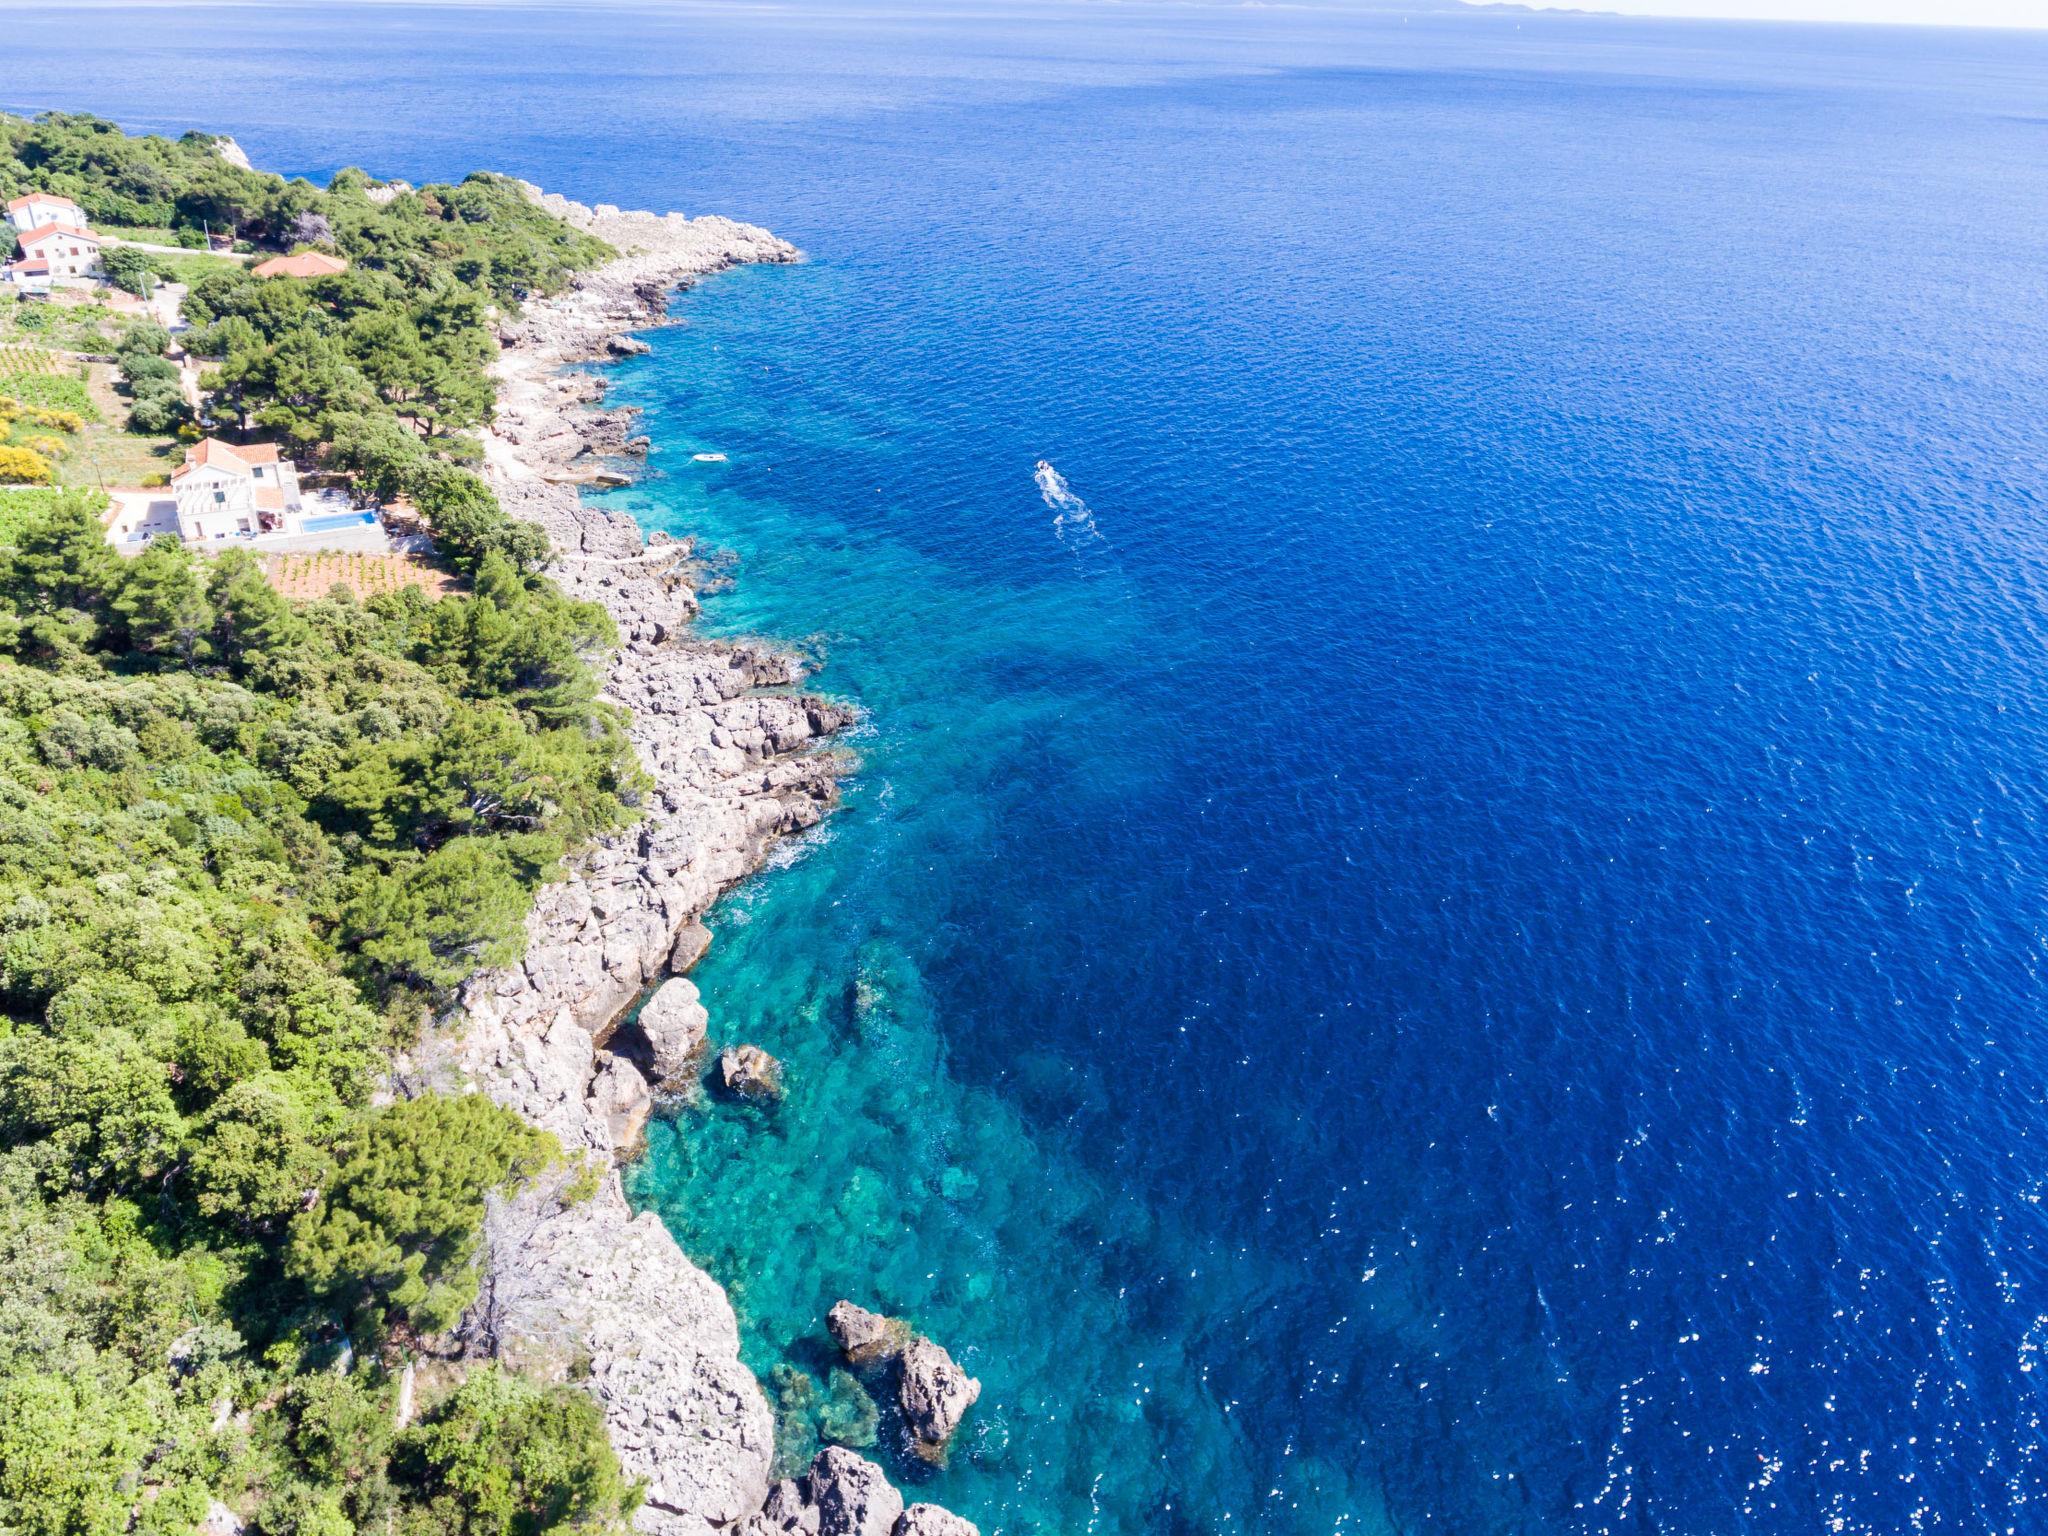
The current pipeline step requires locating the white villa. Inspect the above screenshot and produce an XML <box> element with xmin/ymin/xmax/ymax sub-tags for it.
<box><xmin>6</xmin><ymin>193</ymin><xmax>87</xmax><ymax>234</ymax></box>
<box><xmin>170</xmin><ymin>438</ymin><xmax>305</xmax><ymax>540</ymax></box>
<box><xmin>105</xmin><ymin>452</ymin><xmax>382</xmax><ymax>550</ymax></box>
<box><xmin>13</xmin><ymin>223</ymin><xmax>103</xmax><ymax>280</ymax></box>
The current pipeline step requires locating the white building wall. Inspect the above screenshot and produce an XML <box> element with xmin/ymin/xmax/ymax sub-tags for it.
<box><xmin>8</xmin><ymin>198</ymin><xmax>85</xmax><ymax>234</ymax></box>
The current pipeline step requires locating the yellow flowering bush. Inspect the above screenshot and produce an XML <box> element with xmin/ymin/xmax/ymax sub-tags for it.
<box><xmin>0</xmin><ymin>445</ymin><xmax>52</xmax><ymax>484</ymax></box>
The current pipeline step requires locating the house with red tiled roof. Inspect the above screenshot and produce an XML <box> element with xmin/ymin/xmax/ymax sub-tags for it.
<box><xmin>251</xmin><ymin>250</ymin><xmax>349</xmax><ymax>280</ymax></box>
<box><xmin>6</xmin><ymin>193</ymin><xmax>87</xmax><ymax>234</ymax></box>
<box><xmin>0</xmin><ymin>256</ymin><xmax>51</xmax><ymax>294</ymax></box>
<box><xmin>170</xmin><ymin>437</ymin><xmax>304</xmax><ymax>541</ymax></box>
<box><xmin>16</xmin><ymin>224</ymin><xmax>103</xmax><ymax>279</ymax></box>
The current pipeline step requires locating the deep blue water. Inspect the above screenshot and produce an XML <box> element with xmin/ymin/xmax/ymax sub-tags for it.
<box><xmin>14</xmin><ymin>5</ymin><xmax>2048</xmax><ymax>1532</ymax></box>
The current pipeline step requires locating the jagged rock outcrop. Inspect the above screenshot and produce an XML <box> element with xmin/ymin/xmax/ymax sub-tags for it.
<box><xmin>469</xmin><ymin>1172</ymin><xmax>775</xmax><ymax>1531</ymax></box>
<box><xmin>633</xmin><ymin>976</ymin><xmax>710</xmax><ymax>1086</ymax></box>
<box><xmin>671</xmin><ymin>919</ymin><xmax>713</xmax><ymax>973</ymax></box>
<box><xmin>827</xmin><ymin>1301</ymin><xmax>912</xmax><ymax>1368</ymax></box>
<box><xmin>896</xmin><ymin>1337</ymin><xmax>981</xmax><ymax>1464</ymax></box>
<box><xmin>894</xmin><ymin>1507</ymin><xmax>979</xmax><ymax>1536</ymax></box>
<box><xmin>824</xmin><ymin>1304</ymin><xmax>981</xmax><ymax>1462</ymax></box>
<box><xmin>719</xmin><ymin>1043</ymin><xmax>785</xmax><ymax>1102</ymax></box>
<box><xmin>587</xmin><ymin>1053</ymin><xmax>653</xmax><ymax>1153</ymax></box>
<box><xmin>433</xmin><ymin>191</ymin><xmax>843</xmax><ymax>1536</ymax></box>
<box><xmin>739</xmin><ymin>1449</ymin><xmax>902</xmax><ymax>1536</ymax></box>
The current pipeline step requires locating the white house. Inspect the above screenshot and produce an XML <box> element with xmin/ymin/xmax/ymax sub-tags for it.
<box><xmin>0</xmin><ymin>257</ymin><xmax>52</xmax><ymax>294</ymax></box>
<box><xmin>16</xmin><ymin>224</ymin><xmax>103</xmax><ymax>279</ymax></box>
<box><xmin>6</xmin><ymin>193</ymin><xmax>87</xmax><ymax>234</ymax></box>
<box><xmin>170</xmin><ymin>438</ymin><xmax>304</xmax><ymax>542</ymax></box>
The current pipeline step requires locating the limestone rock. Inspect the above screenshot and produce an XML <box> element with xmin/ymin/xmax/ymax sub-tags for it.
<box><xmin>607</xmin><ymin>334</ymin><xmax>653</xmax><ymax>356</ymax></box>
<box><xmin>635</xmin><ymin>976</ymin><xmax>710</xmax><ymax>1086</ymax></box>
<box><xmin>465</xmin><ymin>1177</ymin><xmax>774</xmax><ymax>1533</ymax></box>
<box><xmin>586</xmin><ymin>1053</ymin><xmax>652</xmax><ymax>1153</ymax></box>
<box><xmin>737</xmin><ymin>1449</ymin><xmax>901</xmax><ymax>1536</ymax></box>
<box><xmin>670</xmin><ymin>919</ymin><xmax>712</xmax><ymax>973</ymax></box>
<box><xmin>894</xmin><ymin>1507</ymin><xmax>979</xmax><ymax>1536</ymax></box>
<box><xmin>720</xmin><ymin>1044</ymin><xmax>785</xmax><ymax>1102</ymax></box>
<box><xmin>201</xmin><ymin>1500</ymin><xmax>245</xmax><ymax>1536</ymax></box>
<box><xmin>897</xmin><ymin>1336</ymin><xmax>981</xmax><ymax>1463</ymax></box>
<box><xmin>424</xmin><ymin>191</ymin><xmax>848</xmax><ymax>1536</ymax></box>
<box><xmin>826</xmin><ymin>1301</ymin><xmax>910</xmax><ymax>1368</ymax></box>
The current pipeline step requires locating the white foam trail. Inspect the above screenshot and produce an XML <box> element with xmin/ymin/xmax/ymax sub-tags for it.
<box><xmin>1035</xmin><ymin>459</ymin><xmax>1103</xmax><ymax>548</ymax></box>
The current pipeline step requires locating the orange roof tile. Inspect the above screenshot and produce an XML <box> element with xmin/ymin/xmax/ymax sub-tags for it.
<box><xmin>7</xmin><ymin>194</ymin><xmax>82</xmax><ymax>214</ymax></box>
<box><xmin>19</xmin><ymin>224</ymin><xmax>100</xmax><ymax>247</ymax></box>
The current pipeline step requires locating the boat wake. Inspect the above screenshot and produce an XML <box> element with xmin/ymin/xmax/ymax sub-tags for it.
<box><xmin>1036</xmin><ymin>459</ymin><xmax>1103</xmax><ymax>549</ymax></box>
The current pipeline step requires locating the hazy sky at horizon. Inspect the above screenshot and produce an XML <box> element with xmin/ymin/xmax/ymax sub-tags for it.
<box><xmin>26</xmin><ymin>0</ymin><xmax>2048</xmax><ymax>31</ymax></box>
<box><xmin>1515</xmin><ymin>0</ymin><xmax>2040</xmax><ymax>23</ymax></box>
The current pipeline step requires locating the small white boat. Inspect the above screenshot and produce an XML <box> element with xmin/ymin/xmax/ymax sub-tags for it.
<box><xmin>693</xmin><ymin>452</ymin><xmax>728</xmax><ymax>463</ymax></box>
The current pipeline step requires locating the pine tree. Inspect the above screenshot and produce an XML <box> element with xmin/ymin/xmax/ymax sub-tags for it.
<box><xmin>112</xmin><ymin>537</ymin><xmax>214</xmax><ymax>662</ymax></box>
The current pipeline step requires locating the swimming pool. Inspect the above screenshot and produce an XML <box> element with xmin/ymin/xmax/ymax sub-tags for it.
<box><xmin>296</xmin><ymin>511</ymin><xmax>377</xmax><ymax>533</ymax></box>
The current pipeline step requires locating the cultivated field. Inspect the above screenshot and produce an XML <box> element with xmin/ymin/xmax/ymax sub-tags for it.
<box><xmin>258</xmin><ymin>549</ymin><xmax>456</xmax><ymax>602</ymax></box>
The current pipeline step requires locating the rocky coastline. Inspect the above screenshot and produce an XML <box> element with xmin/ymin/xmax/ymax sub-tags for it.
<box><xmin>423</xmin><ymin>189</ymin><xmax>977</xmax><ymax>1536</ymax></box>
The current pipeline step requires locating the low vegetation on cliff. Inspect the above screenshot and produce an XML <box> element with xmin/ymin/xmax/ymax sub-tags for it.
<box><xmin>0</xmin><ymin>102</ymin><xmax>654</xmax><ymax>1529</ymax></box>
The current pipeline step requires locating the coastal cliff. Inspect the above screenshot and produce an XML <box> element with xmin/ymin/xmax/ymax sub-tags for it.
<box><xmin>431</xmin><ymin>191</ymin><xmax>965</xmax><ymax>1535</ymax></box>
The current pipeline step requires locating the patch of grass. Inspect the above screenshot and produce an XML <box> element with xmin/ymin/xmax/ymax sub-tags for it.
<box><xmin>98</xmin><ymin>223</ymin><xmax>197</xmax><ymax>246</ymax></box>
<box><xmin>0</xmin><ymin>346</ymin><xmax>97</xmax><ymax>419</ymax></box>
<box><xmin>143</xmin><ymin>248</ymin><xmax>249</xmax><ymax>286</ymax></box>
<box><xmin>63</xmin><ymin>359</ymin><xmax>179</xmax><ymax>488</ymax></box>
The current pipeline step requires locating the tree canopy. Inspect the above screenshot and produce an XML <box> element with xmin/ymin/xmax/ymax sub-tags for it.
<box><xmin>0</xmin><ymin>146</ymin><xmax>638</xmax><ymax>1522</ymax></box>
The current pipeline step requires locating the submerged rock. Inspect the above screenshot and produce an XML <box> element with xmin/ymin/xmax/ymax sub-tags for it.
<box><xmin>826</xmin><ymin>1301</ymin><xmax>910</xmax><ymax>1368</ymax></box>
<box><xmin>720</xmin><ymin>1043</ymin><xmax>785</xmax><ymax>1102</ymax></box>
<box><xmin>635</xmin><ymin>976</ymin><xmax>710</xmax><ymax>1086</ymax></box>
<box><xmin>897</xmin><ymin>1336</ymin><xmax>981</xmax><ymax>1464</ymax></box>
<box><xmin>894</xmin><ymin>1507</ymin><xmax>979</xmax><ymax>1536</ymax></box>
<box><xmin>818</xmin><ymin>1368</ymin><xmax>879</xmax><ymax>1450</ymax></box>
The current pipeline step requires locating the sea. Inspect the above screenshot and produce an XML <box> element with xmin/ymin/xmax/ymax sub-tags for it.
<box><xmin>11</xmin><ymin>4</ymin><xmax>2048</xmax><ymax>1531</ymax></box>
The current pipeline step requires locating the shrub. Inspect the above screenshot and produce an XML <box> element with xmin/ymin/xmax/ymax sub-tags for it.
<box><xmin>0</xmin><ymin>446</ymin><xmax>52</xmax><ymax>485</ymax></box>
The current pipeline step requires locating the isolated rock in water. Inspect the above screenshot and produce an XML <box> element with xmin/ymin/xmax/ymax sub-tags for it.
<box><xmin>586</xmin><ymin>1052</ymin><xmax>652</xmax><ymax>1153</ymax></box>
<box><xmin>897</xmin><ymin>1336</ymin><xmax>981</xmax><ymax>1463</ymax></box>
<box><xmin>720</xmin><ymin>1044</ymin><xmax>785</xmax><ymax>1101</ymax></box>
<box><xmin>635</xmin><ymin>976</ymin><xmax>710</xmax><ymax>1085</ymax></box>
<box><xmin>670</xmin><ymin>919</ymin><xmax>713</xmax><ymax>973</ymax></box>
<box><xmin>827</xmin><ymin>1300</ymin><xmax>910</xmax><ymax>1368</ymax></box>
<box><xmin>894</xmin><ymin>1506</ymin><xmax>980</xmax><ymax>1536</ymax></box>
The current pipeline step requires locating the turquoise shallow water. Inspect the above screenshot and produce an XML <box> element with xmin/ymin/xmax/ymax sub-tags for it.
<box><xmin>15</xmin><ymin>5</ymin><xmax>2048</xmax><ymax>1532</ymax></box>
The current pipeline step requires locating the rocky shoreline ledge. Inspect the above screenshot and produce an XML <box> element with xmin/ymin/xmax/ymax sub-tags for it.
<box><xmin>415</xmin><ymin>189</ymin><xmax>977</xmax><ymax>1535</ymax></box>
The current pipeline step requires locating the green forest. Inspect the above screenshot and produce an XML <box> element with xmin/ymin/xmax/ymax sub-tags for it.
<box><xmin>0</xmin><ymin>117</ymin><xmax>648</xmax><ymax>1535</ymax></box>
